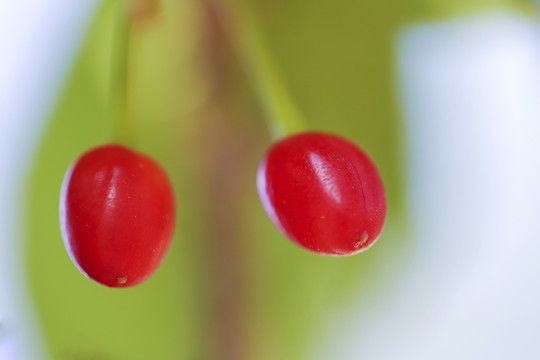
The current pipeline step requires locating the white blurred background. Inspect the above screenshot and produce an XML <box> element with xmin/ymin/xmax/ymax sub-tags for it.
<box><xmin>0</xmin><ymin>1</ymin><xmax>98</xmax><ymax>359</ymax></box>
<box><xmin>315</xmin><ymin>10</ymin><xmax>540</xmax><ymax>360</ymax></box>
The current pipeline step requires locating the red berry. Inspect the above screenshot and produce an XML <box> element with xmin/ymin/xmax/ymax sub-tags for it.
<box><xmin>257</xmin><ymin>132</ymin><xmax>387</xmax><ymax>256</ymax></box>
<box><xmin>60</xmin><ymin>145</ymin><xmax>176</xmax><ymax>287</ymax></box>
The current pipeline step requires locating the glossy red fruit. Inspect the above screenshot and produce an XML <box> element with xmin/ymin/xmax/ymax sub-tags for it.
<box><xmin>257</xmin><ymin>132</ymin><xmax>386</xmax><ymax>256</ymax></box>
<box><xmin>60</xmin><ymin>144</ymin><xmax>176</xmax><ymax>287</ymax></box>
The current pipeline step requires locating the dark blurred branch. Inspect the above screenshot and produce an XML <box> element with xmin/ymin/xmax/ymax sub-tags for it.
<box><xmin>194</xmin><ymin>1</ymin><xmax>258</xmax><ymax>359</ymax></box>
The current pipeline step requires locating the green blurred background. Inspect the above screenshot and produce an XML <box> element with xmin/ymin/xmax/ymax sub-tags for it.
<box><xmin>23</xmin><ymin>0</ymin><xmax>536</xmax><ymax>359</ymax></box>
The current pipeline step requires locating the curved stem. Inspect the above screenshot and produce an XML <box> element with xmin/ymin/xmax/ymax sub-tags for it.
<box><xmin>110</xmin><ymin>0</ymin><xmax>135</xmax><ymax>147</ymax></box>
<box><xmin>208</xmin><ymin>0</ymin><xmax>307</xmax><ymax>139</ymax></box>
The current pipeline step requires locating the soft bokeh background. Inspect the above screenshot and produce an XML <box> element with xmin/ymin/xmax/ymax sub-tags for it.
<box><xmin>2</xmin><ymin>0</ymin><xmax>540</xmax><ymax>359</ymax></box>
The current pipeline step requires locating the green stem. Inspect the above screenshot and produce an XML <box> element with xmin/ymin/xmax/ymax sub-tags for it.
<box><xmin>110</xmin><ymin>0</ymin><xmax>135</xmax><ymax>147</ymax></box>
<box><xmin>212</xmin><ymin>0</ymin><xmax>307</xmax><ymax>139</ymax></box>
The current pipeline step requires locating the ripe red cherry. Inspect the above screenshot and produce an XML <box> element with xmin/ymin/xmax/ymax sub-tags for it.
<box><xmin>60</xmin><ymin>144</ymin><xmax>176</xmax><ymax>287</ymax></box>
<box><xmin>257</xmin><ymin>132</ymin><xmax>387</xmax><ymax>256</ymax></box>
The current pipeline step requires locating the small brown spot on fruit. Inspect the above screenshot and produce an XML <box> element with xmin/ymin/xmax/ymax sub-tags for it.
<box><xmin>117</xmin><ymin>275</ymin><xmax>128</xmax><ymax>285</ymax></box>
<box><xmin>360</xmin><ymin>232</ymin><xmax>369</xmax><ymax>244</ymax></box>
<box><xmin>354</xmin><ymin>232</ymin><xmax>369</xmax><ymax>249</ymax></box>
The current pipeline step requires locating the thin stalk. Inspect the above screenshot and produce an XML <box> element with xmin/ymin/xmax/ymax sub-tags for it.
<box><xmin>110</xmin><ymin>0</ymin><xmax>135</xmax><ymax>147</ymax></box>
<box><xmin>209</xmin><ymin>0</ymin><xmax>307</xmax><ymax>139</ymax></box>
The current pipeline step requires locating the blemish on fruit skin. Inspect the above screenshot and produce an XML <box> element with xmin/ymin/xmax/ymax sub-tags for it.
<box><xmin>117</xmin><ymin>275</ymin><xmax>128</xmax><ymax>285</ymax></box>
<box><xmin>354</xmin><ymin>232</ymin><xmax>369</xmax><ymax>249</ymax></box>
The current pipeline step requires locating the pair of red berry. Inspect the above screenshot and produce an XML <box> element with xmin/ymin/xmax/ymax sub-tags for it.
<box><xmin>60</xmin><ymin>132</ymin><xmax>387</xmax><ymax>288</ymax></box>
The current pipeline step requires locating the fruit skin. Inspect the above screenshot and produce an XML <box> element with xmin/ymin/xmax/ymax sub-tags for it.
<box><xmin>60</xmin><ymin>144</ymin><xmax>176</xmax><ymax>287</ymax></box>
<box><xmin>257</xmin><ymin>132</ymin><xmax>386</xmax><ymax>256</ymax></box>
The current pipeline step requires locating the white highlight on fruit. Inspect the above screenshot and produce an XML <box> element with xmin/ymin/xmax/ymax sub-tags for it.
<box><xmin>309</xmin><ymin>152</ymin><xmax>343</xmax><ymax>205</ymax></box>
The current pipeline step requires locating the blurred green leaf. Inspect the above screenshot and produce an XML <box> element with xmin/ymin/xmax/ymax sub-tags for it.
<box><xmin>25</xmin><ymin>0</ymin><xmax>414</xmax><ymax>358</ymax></box>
